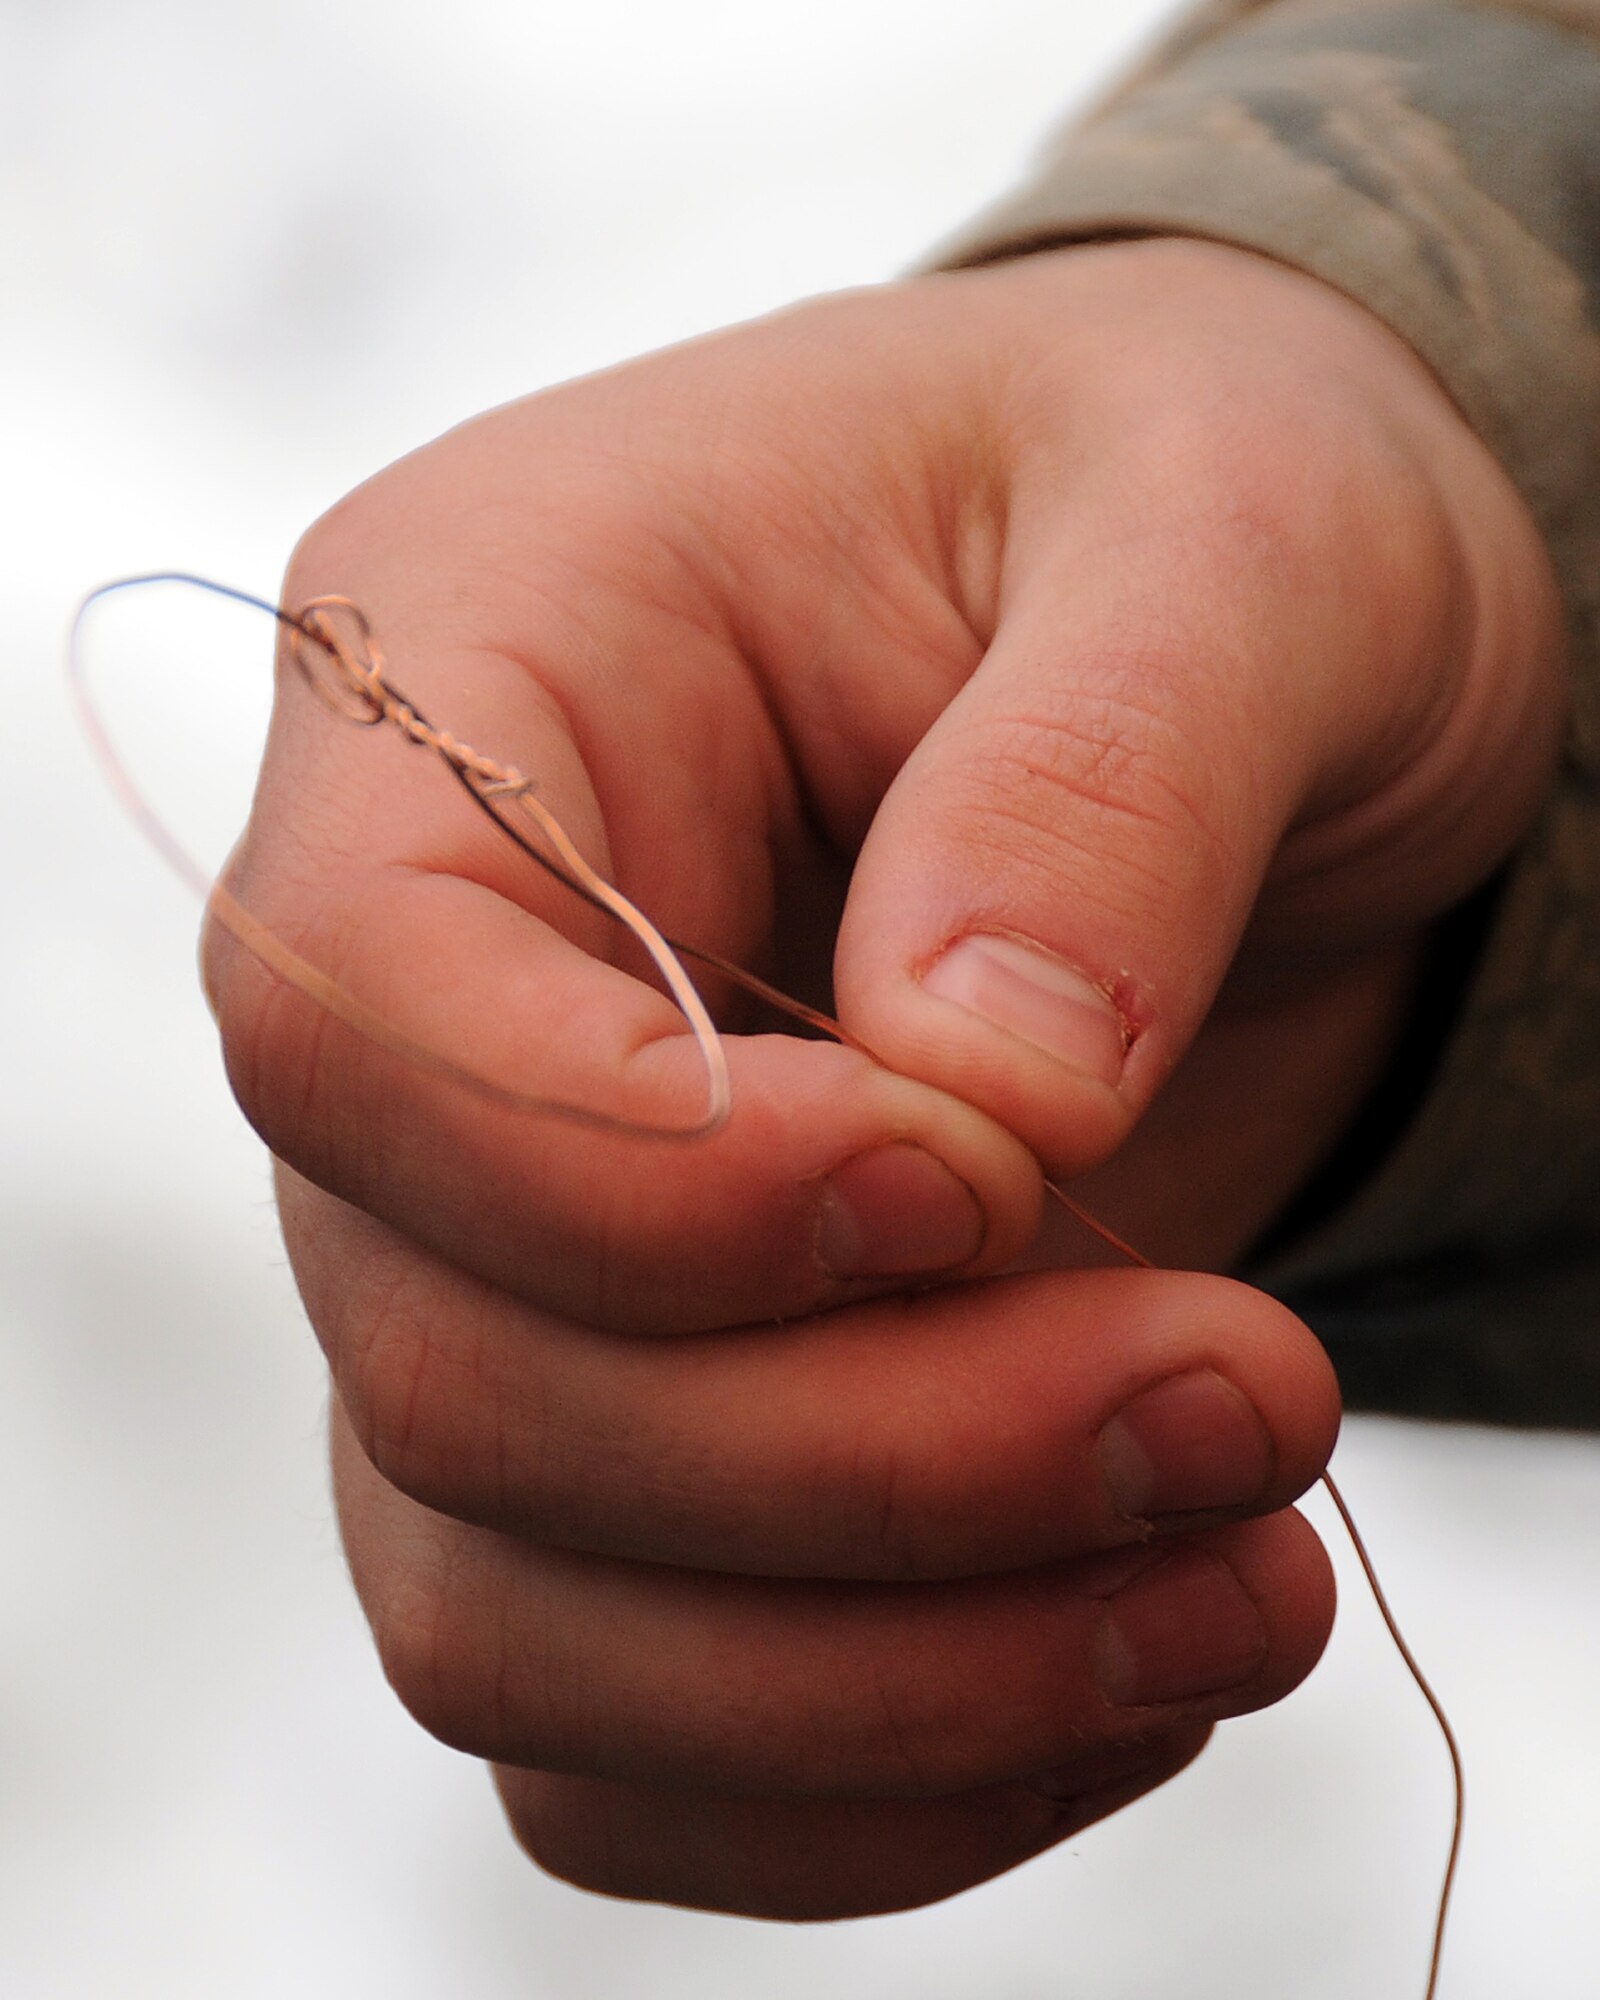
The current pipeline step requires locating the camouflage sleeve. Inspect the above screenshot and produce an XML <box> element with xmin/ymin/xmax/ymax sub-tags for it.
<box><xmin>937</xmin><ymin>0</ymin><xmax>1600</xmax><ymax>1421</ymax></box>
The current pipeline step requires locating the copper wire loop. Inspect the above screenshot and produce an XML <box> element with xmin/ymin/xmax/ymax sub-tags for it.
<box><xmin>290</xmin><ymin>597</ymin><xmax>386</xmax><ymax>725</ymax></box>
<box><xmin>292</xmin><ymin>595</ymin><xmax>533</xmax><ymax>793</ymax></box>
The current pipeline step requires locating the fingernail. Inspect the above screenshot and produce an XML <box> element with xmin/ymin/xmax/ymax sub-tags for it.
<box><xmin>1099</xmin><ymin>1370</ymin><xmax>1274</xmax><ymax>1522</ymax></box>
<box><xmin>1096</xmin><ymin>1549</ymin><xmax>1267</xmax><ymax>1707</ymax></box>
<box><xmin>817</xmin><ymin>1144</ymin><xmax>986</xmax><ymax>1280</ymax></box>
<box><xmin>920</xmin><ymin>935</ymin><xmax>1126</xmax><ymax>1085</ymax></box>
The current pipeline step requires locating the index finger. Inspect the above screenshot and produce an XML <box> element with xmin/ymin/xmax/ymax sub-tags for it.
<box><xmin>208</xmin><ymin>519</ymin><xmax>1043</xmax><ymax>1333</ymax></box>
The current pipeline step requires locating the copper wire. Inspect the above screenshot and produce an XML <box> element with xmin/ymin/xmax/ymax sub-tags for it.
<box><xmin>69</xmin><ymin>574</ymin><xmax>730</xmax><ymax>1140</ymax></box>
<box><xmin>1039</xmin><ymin>1179</ymin><xmax>1463</xmax><ymax>2000</ymax></box>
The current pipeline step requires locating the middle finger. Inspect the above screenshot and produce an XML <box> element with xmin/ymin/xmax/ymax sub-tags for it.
<box><xmin>290</xmin><ymin>1172</ymin><xmax>1341</xmax><ymax>1580</ymax></box>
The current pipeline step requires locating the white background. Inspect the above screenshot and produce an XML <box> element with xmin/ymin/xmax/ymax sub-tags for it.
<box><xmin>4</xmin><ymin>2</ymin><xmax>1598</xmax><ymax>1995</ymax></box>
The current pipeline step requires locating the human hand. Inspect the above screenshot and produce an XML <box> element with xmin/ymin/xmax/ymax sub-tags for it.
<box><xmin>212</xmin><ymin>239</ymin><xmax>1562</xmax><ymax>1916</ymax></box>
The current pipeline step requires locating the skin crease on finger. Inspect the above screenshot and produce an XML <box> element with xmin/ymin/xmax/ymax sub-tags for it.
<box><xmin>210</xmin><ymin>240</ymin><xmax>1566</xmax><ymax>1927</ymax></box>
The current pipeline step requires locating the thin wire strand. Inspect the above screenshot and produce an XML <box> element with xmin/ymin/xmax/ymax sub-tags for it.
<box><xmin>73</xmin><ymin>571</ymin><xmax>1463</xmax><ymax>1997</ymax></box>
<box><xmin>1042</xmin><ymin>1180</ymin><xmax>1462</xmax><ymax>2000</ymax></box>
<box><xmin>1321</xmin><ymin>1470</ymin><xmax>1464</xmax><ymax>2000</ymax></box>
<box><xmin>68</xmin><ymin>574</ymin><xmax>730</xmax><ymax>1141</ymax></box>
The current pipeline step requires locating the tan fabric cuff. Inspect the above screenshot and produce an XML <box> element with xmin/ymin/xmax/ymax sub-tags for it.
<box><xmin>934</xmin><ymin>0</ymin><xmax>1600</xmax><ymax>1299</ymax></box>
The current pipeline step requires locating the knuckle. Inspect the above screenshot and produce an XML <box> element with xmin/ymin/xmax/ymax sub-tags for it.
<box><xmin>282</xmin><ymin>486</ymin><xmax>381</xmax><ymax>602</ymax></box>
<box><xmin>1144</xmin><ymin>375</ymin><xmax>1458</xmax><ymax>649</ymax></box>
<box><xmin>369</xmin><ymin>1550</ymin><xmax>557</xmax><ymax>1765</ymax></box>
<box><xmin>205</xmin><ymin>881</ymin><xmax>367</xmax><ymax>1187</ymax></box>
<box><xmin>342</xmin><ymin>1266</ymin><xmax>536</xmax><ymax>1535</ymax></box>
<box><xmin>496</xmin><ymin>1772</ymin><xmax>646</xmax><ymax>1903</ymax></box>
<box><xmin>343</xmin><ymin>1266</ymin><xmax>449</xmax><ymax>1497</ymax></box>
<box><xmin>368</xmin><ymin>1565</ymin><xmax>488</xmax><ymax>1753</ymax></box>
<box><xmin>948</xmin><ymin>697</ymin><xmax>1240</xmax><ymax>909</ymax></box>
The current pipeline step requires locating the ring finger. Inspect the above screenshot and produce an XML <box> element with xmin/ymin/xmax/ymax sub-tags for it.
<box><xmin>332</xmin><ymin>1402</ymin><xmax>1334</xmax><ymax>1799</ymax></box>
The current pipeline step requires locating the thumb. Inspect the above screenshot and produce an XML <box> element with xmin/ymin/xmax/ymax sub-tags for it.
<box><xmin>829</xmin><ymin>242</ymin><xmax>1568</xmax><ymax>1179</ymax></box>
<box><xmin>832</xmin><ymin>484</ymin><xmax>1441</xmax><ymax>1177</ymax></box>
